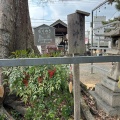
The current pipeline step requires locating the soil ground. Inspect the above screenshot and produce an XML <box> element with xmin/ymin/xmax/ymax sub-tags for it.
<box><xmin>80</xmin><ymin>62</ymin><xmax>113</xmax><ymax>88</ymax></box>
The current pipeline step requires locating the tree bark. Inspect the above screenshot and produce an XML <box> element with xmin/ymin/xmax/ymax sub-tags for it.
<box><xmin>7</xmin><ymin>101</ymin><xmax>27</xmax><ymax>115</ymax></box>
<box><xmin>0</xmin><ymin>0</ymin><xmax>39</xmax><ymax>116</ymax></box>
<box><xmin>14</xmin><ymin>0</ymin><xmax>39</xmax><ymax>54</ymax></box>
<box><xmin>0</xmin><ymin>0</ymin><xmax>39</xmax><ymax>58</ymax></box>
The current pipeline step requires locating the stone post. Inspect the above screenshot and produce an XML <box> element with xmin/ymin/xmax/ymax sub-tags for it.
<box><xmin>67</xmin><ymin>10</ymin><xmax>89</xmax><ymax>119</ymax></box>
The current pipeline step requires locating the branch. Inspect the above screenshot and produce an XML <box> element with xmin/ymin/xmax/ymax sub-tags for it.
<box><xmin>7</xmin><ymin>101</ymin><xmax>27</xmax><ymax>115</ymax></box>
<box><xmin>108</xmin><ymin>0</ymin><xmax>115</xmax><ymax>4</ymax></box>
<box><xmin>0</xmin><ymin>106</ymin><xmax>15</xmax><ymax>120</ymax></box>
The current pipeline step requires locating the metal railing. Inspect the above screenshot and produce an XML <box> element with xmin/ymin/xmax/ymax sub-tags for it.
<box><xmin>0</xmin><ymin>55</ymin><xmax>120</xmax><ymax>119</ymax></box>
<box><xmin>0</xmin><ymin>55</ymin><xmax>120</xmax><ymax>67</ymax></box>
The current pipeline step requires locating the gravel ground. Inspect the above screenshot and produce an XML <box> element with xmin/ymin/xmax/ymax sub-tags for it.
<box><xmin>80</xmin><ymin>62</ymin><xmax>120</xmax><ymax>119</ymax></box>
<box><xmin>80</xmin><ymin>62</ymin><xmax>113</xmax><ymax>88</ymax></box>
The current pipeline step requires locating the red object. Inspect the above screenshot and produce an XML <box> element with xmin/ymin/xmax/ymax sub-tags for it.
<box><xmin>38</xmin><ymin>76</ymin><xmax>43</xmax><ymax>83</ymax></box>
<box><xmin>48</xmin><ymin>69</ymin><xmax>56</xmax><ymax>78</ymax></box>
<box><xmin>22</xmin><ymin>79</ymin><xmax>28</xmax><ymax>86</ymax></box>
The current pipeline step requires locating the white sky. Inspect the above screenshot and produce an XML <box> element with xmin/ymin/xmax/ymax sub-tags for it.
<box><xmin>28</xmin><ymin>0</ymin><xmax>120</xmax><ymax>31</ymax></box>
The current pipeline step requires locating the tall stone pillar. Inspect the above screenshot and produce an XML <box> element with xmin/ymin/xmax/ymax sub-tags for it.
<box><xmin>67</xmin><ymin>10</ymin><xmax>90</xmax><ymax>119</ymax></box>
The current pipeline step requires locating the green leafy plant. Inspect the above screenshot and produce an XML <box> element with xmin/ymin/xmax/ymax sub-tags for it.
<box><xmin>10</xmin><ymin>110</ymin><xmax>22</xmax><ymax>120</ymax></box>
<box><xmin>0</xmin><ymin>114</ymin><xmax>6</xmax><ymax>120</ymax></box>
<box><xmin>2</xmin><ymin>50</ymin><xmax>74</xmax><ymax>120</ymax></box>
<box><xmin>10</xmin><ymin>49</ymin><xmax>40</xmax><ymax>58</ymax></box>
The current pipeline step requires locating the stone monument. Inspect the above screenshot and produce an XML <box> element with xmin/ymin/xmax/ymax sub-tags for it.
<box><xmin>67</xmin><ymin>10</ymin><xmax>90</xmax><ymax>119</ymax></box>
<box><xmin>90</xmin><ymin>22</ymin><xmax>120</xmax><ymax>116</ymax></box>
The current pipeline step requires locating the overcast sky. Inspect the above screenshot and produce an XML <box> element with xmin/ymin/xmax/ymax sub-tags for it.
<box><xmin>28</xmin><ymin>0</ymin><xmax>119</xmax><ymax>31</ymax></box>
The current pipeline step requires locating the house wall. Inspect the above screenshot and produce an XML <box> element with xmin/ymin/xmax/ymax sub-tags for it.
<box><xmin>93</xmin><ymin>16</ymin><xmax>108</xmax><ymax>47</ymax></box>
<box><xmin>36</xmin><ymin>36</ymin><xmax>64</xmax><ymax>54</ymax></box>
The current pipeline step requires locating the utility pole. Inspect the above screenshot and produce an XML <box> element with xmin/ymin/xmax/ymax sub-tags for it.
<box><xmin>91</xmin><ymin>0</ymin><xmax>108</xmax><ymax>73</ymax></box>
<box><xmin>87</xmin><ymin>30</ymin><xmax>90</xmax><ymax>50</ymax></box>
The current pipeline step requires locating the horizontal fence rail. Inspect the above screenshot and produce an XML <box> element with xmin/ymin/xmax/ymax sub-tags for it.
<box><xmin>0</xmin><ymin>56</ymin><xmax>120</xmax><ymax>67</ymax></box>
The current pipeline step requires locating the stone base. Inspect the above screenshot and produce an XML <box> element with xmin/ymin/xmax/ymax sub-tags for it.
<box><xmin>90</xmin><ymin>90</ymin><xmax>120</xmax><ymax>116</ymax></box>
<box><xmin>95</xmin><ymin>84</ymin><xmax>120</xmax><ymax>107</ymax></box>
<box><xmin>101</xmin><ymin>78</ymin><xmax>120</xmax><ymax>92</ymax></box>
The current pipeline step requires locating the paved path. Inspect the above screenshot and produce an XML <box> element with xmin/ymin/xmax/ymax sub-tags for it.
<box><xmin>80</xmin><ymin>62</ymin><xmax>113</xmax><ymax>88</ymax></box>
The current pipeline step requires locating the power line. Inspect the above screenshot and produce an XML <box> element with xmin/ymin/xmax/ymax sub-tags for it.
<box><xmin>31</xmin><ymin>21</ymin><xmax>90</xmax><ymax>24</ymax></box>
<box><xmin>30</xmin><ymin>18</ymin><xmax>104</xmax><ymax>23</ymax></box>
<box><xmin>29</xmin><ymin>0</ymin><xmax>100</xmax><ymax>3</ymax></box>
<box><xmin>29</xmin><ymin>0</ymin><xmax>100</xmax><ymax>6</ymax></box>
<box><xmin>109</xmin><ymin>11</ymin><xmax>119</xmax><ymax>19</ymax></box>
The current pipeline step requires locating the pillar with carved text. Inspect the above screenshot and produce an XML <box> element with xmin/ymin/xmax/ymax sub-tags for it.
<box><xmin>67</xmin><ymin>10</ymin><xmax>90</xmax><ymax>119</ymax></box>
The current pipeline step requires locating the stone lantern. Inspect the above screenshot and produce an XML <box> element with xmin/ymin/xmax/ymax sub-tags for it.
<box><xmin>91</xmin><ymin>22</ymin><xmax>120</xmax><ymax>116</ymax></box>
<box><xmin>106</xmin><ymin>22</ymin><xmax>120</xmax><ymax>80</ymax></box>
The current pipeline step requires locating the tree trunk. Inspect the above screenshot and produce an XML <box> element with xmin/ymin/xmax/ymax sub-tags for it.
<box><xmin>0</xmin><ymin>0</ymin><xmax>39</xmax><ymax>58</ymax></box>
<box><xmin>0</xmin><ymin>0</ymin><xmax>39</xmax><ymax>117</ymax></box>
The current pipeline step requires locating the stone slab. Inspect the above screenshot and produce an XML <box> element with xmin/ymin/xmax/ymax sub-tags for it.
<box><xmin>89</xmin><ymin>90</ymin><xmax>120</xmax><ymax>116</ymax></box>
<box><xmin>101</xmin><ymin>78</ymin><xmax>120</xmax><ymax>92</ymax></box>
<box><xmin>95</xmin><ymin>83</ymin><xmax>120</xmax><ymax>107</ymax></box>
